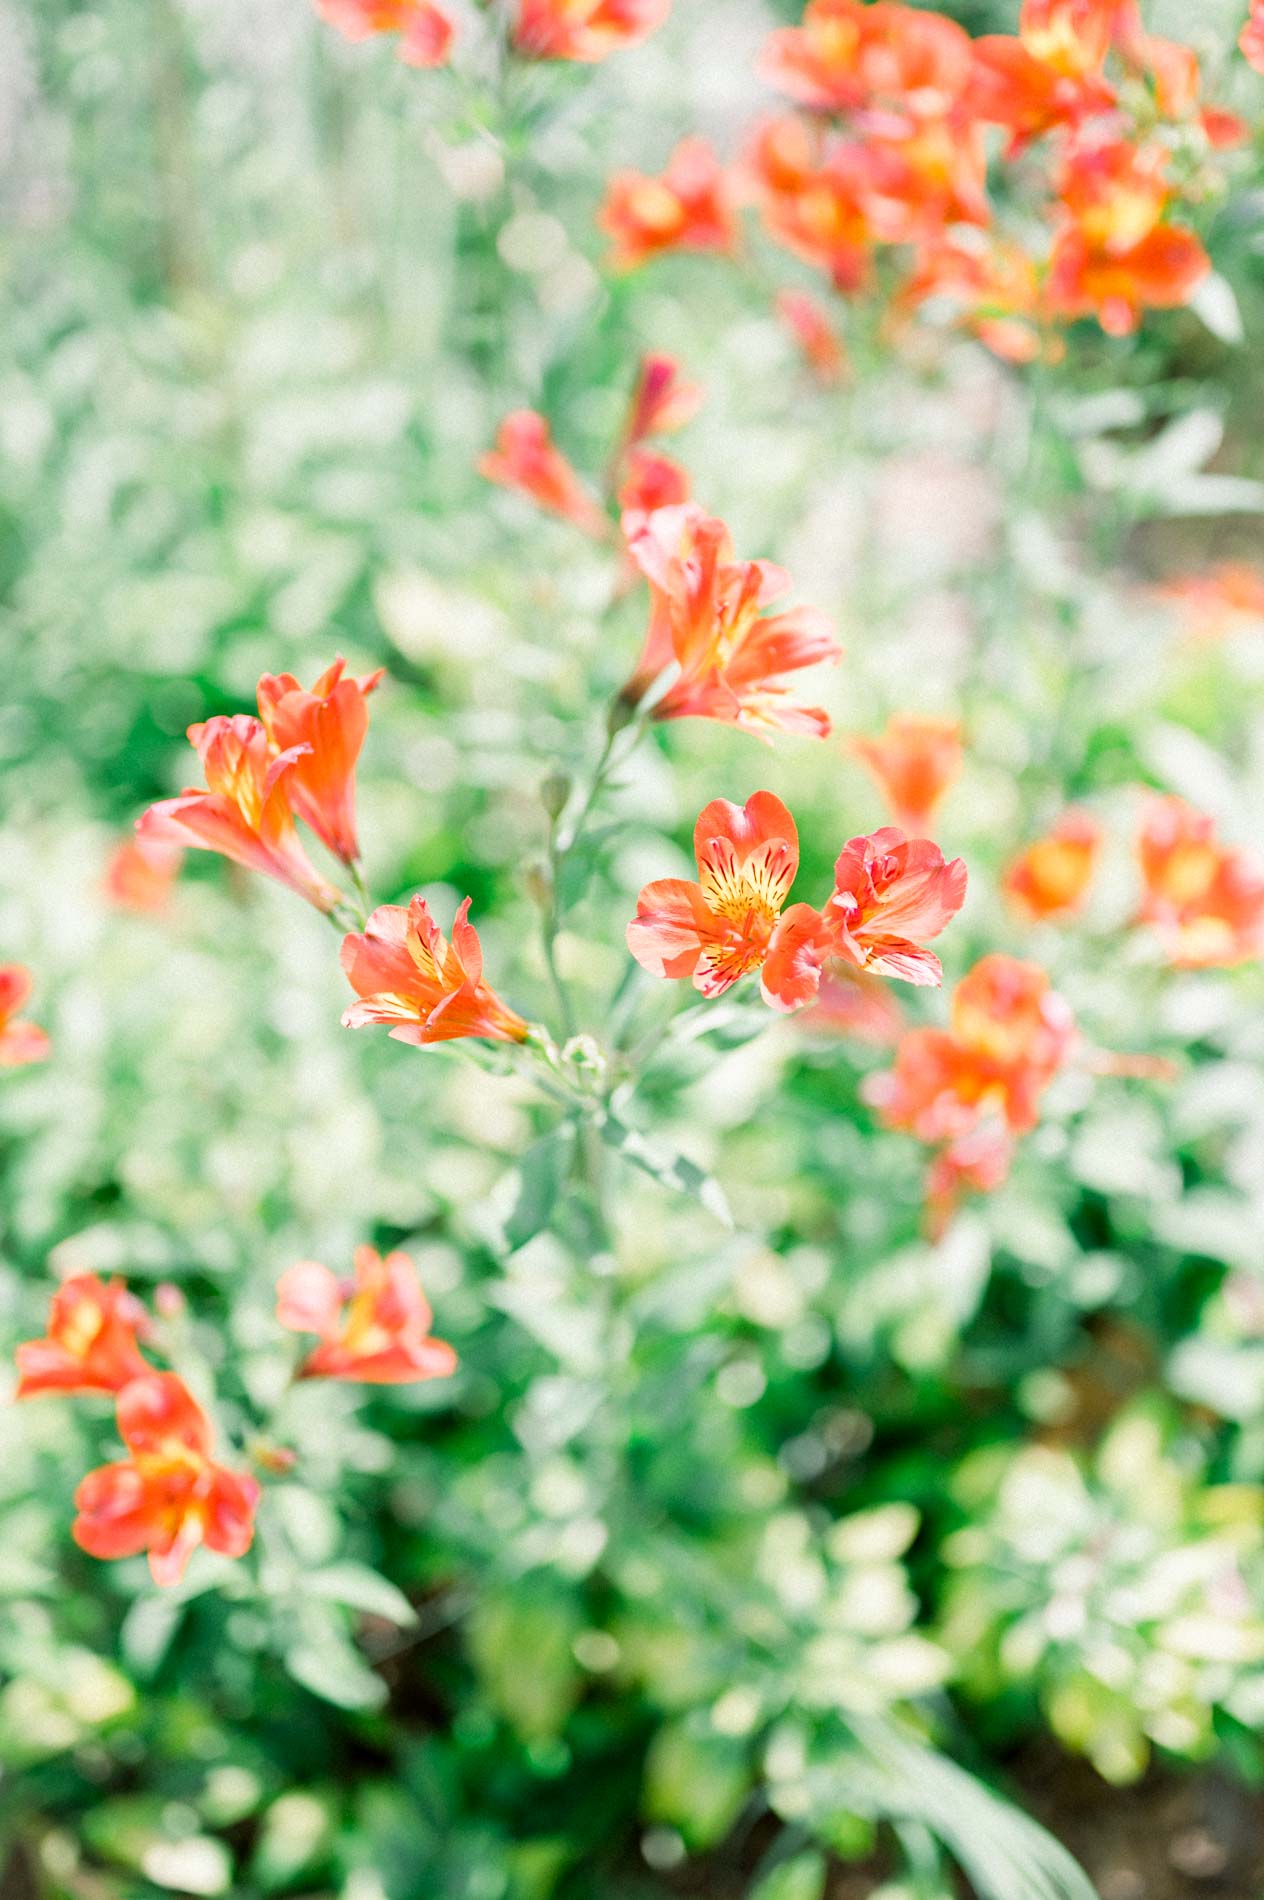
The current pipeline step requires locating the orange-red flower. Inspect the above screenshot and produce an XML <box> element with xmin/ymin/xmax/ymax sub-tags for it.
<box><xmin>513</xmin><ymin>0</ymin><xmax>670</xmax><ymax>62</ymax></box>
<box><xmin>316</xmin><ymin>0</ymin><xmax>455</xmax><ymax>65</ymax></box>
<box><xmin>138</xmin><ymin>715</ymin><xmax>344</xmax><ymax>913</ymax></box>
<box><xmin>599</xmin><ymin>138</ymin><xmax>737</xmax><ymax>271</ymax></box>
<box><xmin>256</xmin><ymin>657</ymin><xmax>384</xmax><ymax>866</ymax></box>
<box><xmin>925</xmin><ymin>1120</ymin><xmax>1014</xmax><ymax>1236</ymax></box>
<box><xmin>777</xmin><ymin>289</ymin><xmax>848</xmax><ymax>382</ymax></box>
<box><xmin>1156</xmin><ymin>562</ymin><xmax>1264</xmax><ymax>641</ymax></box>
<box><xmin>1003</xmin><ymin>808</ymin><xmax>1102</xmax><ymax>921</ymax></box>
<box><xmin>1045</xmin><ymin>140</ymin><xmax>1208</xmax><ymax>336</ymax></box>
<box><xmin>479</xmin><ymin>411</ymin><xmax>606</xmax><ymax>535</ymax></box>
<box><xmin>968</xmin><ymin>0</ymin><xmax>1117</xmax><ymax>153</ymax></box>
<box><xmin>866</xmin><ymin>953</ymin><xmax>1075</xmax><ymax>1142</ymax></box>
<box><xmin>747</xmin><ymin>118</ymin><xmax>878</xmax><ymax>293</ymax></box>
<box><xmin>0</xmin><ymin>964</ymin><xmax>50</xmax><ymax>1067</ymax></box>
<box><xmin>900</xmin><ymin>232</ymin><xmax>1047</xmax><ymax>363</ymax></box>
<box><xmin>277</xmin><ymin>1246</ymin><xmax>458</xmax><ymax>1384</ymax></box>
<box><xmin>627</xmin><ymin>792</ymin><xmax>804</xmax><ymax>1004</ymax></box>
<box><xmin>622</xmin><ymin>353</ymin><xmax>703</xmax><ymax>448</ymax></box>
<box><xmin>1136</xmin><ymin>795</ymin><xmax>1264</xmax><ymax>967</ymax></box>
<box><xmin>850</xmin><ymin>713</ymin><xmax>962</xmax><ymax>835</ymax></box>
<box><xmin>1243</xmin><ymin>0</ymin><xmax>1264</xmax><ymax>74</ymax></box>
<box><xmin>15</xmin><ymin>1275</ymin><xmax>150</xmax><ymax>1399</ymax></box>
<box><xmin>72</xmin><ymin>1373</ymin><xmax>259</xmax><ymax>1587</ymax></box>
<box><xmin>102</xmin><ymin>836</ymin><xmax>183</xmax><ymax>913</ymax></box>
<box><xmin>621</xmin><ymin>503</ymin><xmax>840</xmax><ymax>737</ymax></box>
<box><xmin>759</xmin><ymin>0</ymin><xmax>974</xmax><ymax>120</ymax></box>
<box><xmin>341</xmin><ymin>896</ymin><xmax>529</xmax><ymax>1045</ymax></box>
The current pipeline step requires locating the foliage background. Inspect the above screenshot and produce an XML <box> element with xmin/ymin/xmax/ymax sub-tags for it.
<box><xmin>4</xmin><ymin>0</ymin><xmax>1264</xmax><ymax>1893</ymax></box>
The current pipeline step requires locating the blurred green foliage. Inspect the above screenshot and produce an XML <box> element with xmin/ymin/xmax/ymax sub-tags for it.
<box><xmin>4</xmin><ymin>0</ymin><xmax>1264</xmax><ymax>1896</ymax></box>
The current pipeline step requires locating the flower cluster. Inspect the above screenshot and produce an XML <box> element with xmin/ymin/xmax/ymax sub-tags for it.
<box><xmin>1136</xmin><ymin>794</ymin><xmax>1264</xmax><ymax>968</ymax></box>
<box><xmin>627</xmin><ymin>791</ymin><xmax>966</xmax><ymax>1008</ymax></box>
<box><xmin>315</xmin><ymin>0</ymin><xmax>670</xmax><ymax>69</ymax></box>
<box><xmin>15</xmin><ymin>1252</ymin><xmax>455</xmax><ymax>1585</ymax></box>
<box><xmin>0</xmin><ymin>964</ymin><xmax>49</xmax><ymax>1067</ymax></box>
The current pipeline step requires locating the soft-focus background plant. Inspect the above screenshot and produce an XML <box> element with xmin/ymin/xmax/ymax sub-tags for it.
<box><xmin>4</xmin><ymin>0</ymin><xmax>1264</xmax><ymax>1894</ymax></box>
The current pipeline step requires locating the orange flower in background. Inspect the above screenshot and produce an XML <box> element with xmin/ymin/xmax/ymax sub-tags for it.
<box><xmin>622</xmin><ymin>352</ymin><xmax>703</xmax><ymax>447</ymax></box>
<box><xmin>1243</xmin><ymin>0</ymin><xmax>1264</xmax><ymax>74</ymax></box>
<box><xmin>479</xmin><ymin>412</ymin><xmax>607</xmax><ymax>535</ymax></box>
<box><xmin>599</xmin><ymin>138</ymin><xmax>737</xmax><ymax>271</ymax></box>
<box><xmin>137</xmin><ymin>716</ymin><xmax>344</xmax><ymax>913</ymax></box>
<box><xmin>850</xmin><ymin>714</ymin><xmax>962</xmax><ymax>835</ymax></box>
<box><xmin>968</xmin><ymin>0</ymin><xmax>1116</xmax><ymax>152</ymax></box>
<box><xmin>257</xmin><ymin>657</ymin><xmax>384</xmax><ymax>866</ymax></box>
<box><xmin>277</xmin><ymin>1246</ymin><xmax>457</xmax><ymax>1384</ymax></box>
<box><xmin>72</xmin><ymin>1373</ymin><xmax>259</xmax><ymax>1587</ymax></box>
<box><xmin>316</xmin><ymin>0</ymin><xmax>455</xmax><ymax>65</ymax></box>
<box><xmin>926</xmin><ymin>1119</ymin><xmax>1014</xmax><ymax>1237</ymax></box>
<box><xmin>627</xmin><ymin>791</ymin><xmax>803</xmax><ymax>1003</ymax></box>
<box><xmin>1136</xmin><ymin>795</ymin><xmax>1264</xmax><ymax>967</ymax></box>
<box><xmin>777</xmin><ymin>289</ymin><xmax>847</xmax><ymax>381</ymax></box>
<box><xmin>901</xmin><ymin>232</ymin><xmax>1046</xmax><ymax>363</ymax></box>
<box><xmin>617</xmin><ymin>447</ymin><xmax>690</xmax><ymax>527</ymax></box>
<box><xmin>1019</xmin><ymin>0</ymin><xmax>1116</xmax><ymax>79</ymax></box>
<box><xmin>103</xmin><ymin>836</ymin><xmax>183</xmax><ymax>913</ymax></box>
<box><xmin>748</xmin><ymin>119</ymin><xmax>878</xmax><ymax>293</ymax></box>
<box><xmin>15</xmin><ymin>1275</ymin><xmax>150</xmax><ymax>1399</ymax></box>
<box><xmin>622</xmin><ymin>504</ymin><xmax>841</xmax><ymax>737</ymax></box>
<box><xmin>1046</xmin><ymin>139</ymin><xmax>1208</xmax><ymax>336</ymax></box>
<box><xmin>513</xmin><ymin>0</ymin><xmax>670</xmax><ymax>62</ymax></box>
<box><xmin>1156</xmin><ymin>562</ymin><xmax>1264</xmax><ymax>640</ymax></box>
<box><xmin>0</xmin><ymin>964</ymin><xmax>50</xmax><ymax>1067</ymax></box>
<box><xmin>759</xmin><ymin>0</ymin><xmax>974</xmax><ymax>120</ymax></box>
<box><xmin>341</xmin><ymin>896</ymin><xmax>530</xmax><ymax>1046</ymax></box>
<box><xmin>1004</xmin><ymin>808</ymin><xmax>1102</xmax><ymax>921</ymax></box>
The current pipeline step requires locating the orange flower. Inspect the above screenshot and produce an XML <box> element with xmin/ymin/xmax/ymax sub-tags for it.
<box><xmin>626</xmin><ymin>792</ymin><xmax>804</xmax><ymax>1004</ymax></box>
<box><xmin>1046</xmin><ymin>140</ymin><xmax>1208</xmax><ymax>336</ymax></box>
<box><xmin>866</xmin><ymin>953</ymin><xmax>1075</xmax><ymax>1142</ymax></box>
<box><xmin>776</xmin><ymin>289</ymin><xmax>848</xmax><ymax>382</ymax></box>
<box><xmin>748</xmin><ymin>118</ymin><xmax>877</xmax><ymax>292</ymax></box>
<box><xmin>15</xmin><ymin>1275</ymin><xmax>150</xmax><ymax>1399</ymax></box>
<box><xmin>967</xmin><ymin>7</ymin><xmax>1116</xmax><ymax>155</ymax></box>
<box><xmin>72</xmin><ymin>1373</ymin><xmax>259</xmax><ymax>1587</ymax></box>
<box><xmin>256</xmin><ymin>657</ymin><xmax>384</xmax><ymax>866</ymax></box>
<box><xmin>850</xmin><ymin>714</ymin><xmax>962</xmax><ymax>834</ymax></box>
<box><xmin>479</xmin><ymin>411</ymin><xmax>606</xmax><ymax>534</ymax></box>
<box><xmin>599</xmin><ymin>138</ymin><xmax>737</xmax><ymax>271</ymax></box>
<box><xmin>617</xmin><ymin>447</ymin><xmax>691</xmax><ymax>529</ymax></box>
<box><xmin>341</xmin><ymin>896</ymin><xmax>529</xmax><ymax>1045</ymax></box>
<box><xmin>1243</xmin><ymin>0</ymin><xmax>1264</xmax><ymax>74</ymax></box>
<box><xmin>0</xmin><ymin>964</ymin><xmax>50</xmax><ymax>1067</ymax></box>
<box><xmin>315</xmin><ymin>0</ymin><xmax>455</xmax><ymax>65</ymax></box>
<box><xmin>925</xmin><ymin>1120</ymin><xmax>1014</xmax><ymax>1236</ymax></box>
<box><xmin>1019</xmin><ymin>0</ymin><xmax>1115</xmax><ymax>79</ymax></box>
<box><xmin>1003</xmin><ymin>809</ymin><xmax>1102</xmax><ymax>921</ymax></box>
<box><xmin>1156</xmin><ymin>562</ymin><xmax>1264</xmax><ymax>640</ymax></box>
<box><xmin>900</xmin><ymin>232</ymin><xmax>1046</xmax><ymax>363</ymax></box>
<box><xmin>277</xmin><ymin>1246</ymin><xmax>457</xmax><ymax>1384</ymax></box>
<box><xmin>512</xmin><ymin>0</ymin><xmax>670</xmax><ymax>62</ymax></box>
<box><xmin>759</xmin><ymin>0</ymin><xmax>974</xmax><ymax>120</ymax></box>
<box><xmin>622</xmin><ymin>353</ymin><xmax>703</xmax><ymax>448</ymax></box>
<box><xmin>102</xmin><ymin>836</ymin><xmax>183</xmax><ymax>913</ymax></box>
<box><xmin>621</xmin><ymin>503</ymin><xmax>840</xmax><ymax>737</ymax></box>
<box><xmin>1136</xmin><ymin>795</ymin><xmax>1264</xmax><ymax>967</ymax></box>
<box><xmin>137</xmin><ymin>715</ymin><xmax>344</xmax><ymax>913</ymax></box>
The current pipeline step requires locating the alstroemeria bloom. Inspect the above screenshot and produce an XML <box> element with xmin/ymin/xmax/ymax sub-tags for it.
<box><xmin>850</xmin><ymin>714</ymin><xmax>962</xmax><ymax>835</ymax></box>
<box><xmin>277</xmin><ymin>1246</ymin><xmax>457</xmax><ymax>1384</ymax></box>
<box><xmin>0</xmin><ymin>964</ymin><xmax>50</xmax><ymax>1067</ymax></box>
<box><xmin>1004</xmin><ymin>809</ymin><xmax>1102</xmax><ymax>921</ymax></box>
<box><xmin>513</xmin><ymin>0</ymin><xmax>670</xmax><ymax>62</ymax></box>
<box><xmin>622</xmin><ymin>353</ymin><xmax>703</xmax><ymax>447</ymax></box>
<box><xmin>777</xmin><ymin>289</ymin><xmax>847</xmax><ymax>382</ymax></box>
<box><xmin>599</xmin><ymin>138</ymin><xmax>737</xmax><ymax>271</ymax></box>
<box><xmin>968</xmin><ymin>0</ymin><xmax>1116</xmax><ymax>152</ymax></box>
<box><xmin>103</xmin><ymin>836</ymin><xmax>183</xmax><ymax>913</ymax></box>
<box><xmin>1156</xmin><ymin>563</ymin><xmax>1264</xmax><ymax>641</ymax></box>
<box><xmin>1046</xmin><ymin>141</ymin><xmax>1207</xmax><ymax>336</ymax></box>
<box><xmin>138</xmin><ymin>715</ymin><xmax>344</xmax><ymax>913</ymax></box>
<box><xmin>618</xmin><ymin>448</ymin><xmax>690</xmax><ymax>532</ymax></box>
<box><xmin>15</xmin><ymin>1275</ymin><xmax>150</xmax><ymax>1399</ymax></box>
<box><xmin>627</xmin><ymin>792</ymin><xmax>804</xmax><ymax>1004</ymax></box>
<box><xmin>822</xmin><ymin>829</ymin><xmax>968</xmax><ymax>986</ymax></box>
<box><xmin>316</xmin><ymin>0</ymin><xmax>455</xmax><ymax>65</ymax></box>
<box><xmin>622</xmin><ymin>504</ymin><xmax>840</xmax><ymax>737</ymax></box>
<box><xmin>1136</xmin><ymin>795</ymin><xmax>1264</xmax><ymax>967</ymax></box>
<box><xmin>759</xmin><ymin>0</ymin><xmax>974</xmax><ymax>120</ymax></box>
<box><xmin>72</xmin><ymin>1373</ymin><xmax>259</xmax><ymax>1587</ymax></box>
<box><xmin>1243</xmin><ymin>0</ymin><xmax>1264</xmax><ymax>74</ymax></box>
<box><xmin>342</xmin><ymin>896</ymin><xmax>529</xmax><ymax>1045</ymax></box>
<box><xmin>866</xmin><ymin>953</ymin><xmax>1074</xmax><ymax>1141</ymax></box>
<box><xmin>479</xmin><ymin>411</ymin><xmax>606</xmax><ymax>535</ymax></box>
<box><xmin>900</xmin><ymin>232</ymin><xmax>1046</xmax><ymax>364</ymax></box>
<box><xmin>257</xmin><ymin>657</ymin><xmax>384</xmax><ymax>865</ymax></box>
<box><xmin>748</xmin><ymin>118</ymin><xmax>877</xmax><ymax>293</ymax></box>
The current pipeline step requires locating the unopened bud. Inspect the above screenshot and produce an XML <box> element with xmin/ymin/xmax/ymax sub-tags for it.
<box><xmin>523</xmin><ymin>860</ymin><xmax>553</xmax><ymax>909</ymax></box>
<box><xmin>540</xmin><ymin>771</ymin><xmax>572</xmax><ymax>821</ymax></box>
<box><xmin>154</xmin><ymin>1282</ymin><xmax>185</xmax><ymax>1320</ymax></box>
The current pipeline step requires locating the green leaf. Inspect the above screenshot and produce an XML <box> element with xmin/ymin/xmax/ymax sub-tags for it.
<box><xmin>599</xmin><ymin>1113</ymin><xmax>733</xmax><ymax>1227</ymax></box>
<box><xmin>749</xmin><ymin>1848</ymin><xmax>828</xmax><ymax>1900</ymax></box>
<box><xmin>484</xmin><ymin>1124</ymin><xmax>577</xmax><ymax>1253</ymax></box>
<box><xmin>304</xmin><ymin>1563</ymin><xmax>418</xmax><ymax>1628</ymax></box>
